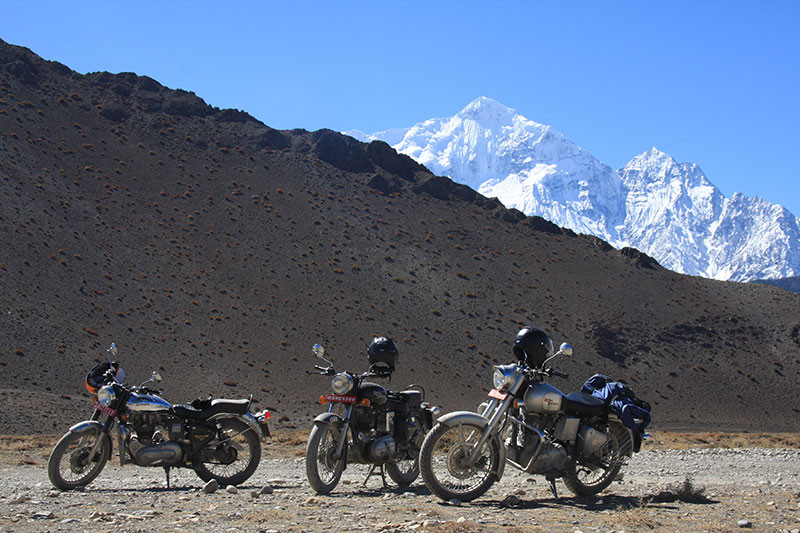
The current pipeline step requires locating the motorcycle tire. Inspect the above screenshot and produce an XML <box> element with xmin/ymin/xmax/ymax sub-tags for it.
<box><xmin>419</xmin><ymin>421</ymin><xmax>501</xmax><ymax>502</ymax></box>
<box><xmin>385</xmin><ymin>456</ymin><xmax>419</xmax><ymax>487</ymax></box>
<box><xmin>48</xmin><ymin>429</ymin><xmax>111</xmax><ymax>490</ymax></box>
<box><xmin>563</xmin><ymin>421</ymin><xmax>629</xmax><ymax>496</ymax></box>
<box><xmin>306</xmin><ymin>420</ymin><xmax>347</xmax><ymax>494</ymax></box>
<box><xmin>193</xmin><ymin>417</ymin><xmax>261</xmax><ymax>487</ymax></box>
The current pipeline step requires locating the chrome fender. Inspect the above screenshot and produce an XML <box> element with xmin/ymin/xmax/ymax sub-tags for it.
<box><xmin>67</xmin><ymin>420</ymin><xmax>113</xmax><ymax>460</ymax></box>
<box><xmin>209</xmin><ymin>413</ymin><xmax>265</xmax><ymax>442</ymax></box>
<box><xmin>435</xmin><ymin>411</ymin><xmax>506</xmax><ymax>480</ymax></box>
<box><xmin>313</xmin><ymin>412</ymin><xmax>344</xmax><ymax>426</ymax></box>
<box><xmin>68</xmin><ymin>420</ymin><xmax>104</xmax><ymax>434</ymax></box>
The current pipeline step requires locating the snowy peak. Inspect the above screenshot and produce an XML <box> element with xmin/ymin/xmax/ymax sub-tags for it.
<box><xmin>353</xmin><ymin>98</ymin><xmax>800</xmax><ymax>281</ymax></box>
<box><xmin>457</xmin><ymin>96</ymin><xmax>518</xmax><ymax>123</ymax></box>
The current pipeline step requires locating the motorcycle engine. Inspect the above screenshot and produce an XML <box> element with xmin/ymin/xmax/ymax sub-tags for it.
<box><xmin>576</xmin><ymin>424</ymin><xmax>610</xmax><ymax>459</ymax></box>
<box><xmin>364</xmin><ymin>435</ymin><xmax>396</xmax><ymax>463</ymax></box>
<box><xmin>127</xmin><ymin>413</ymin><xmax>185</xmax><ymax>467</ymax></box>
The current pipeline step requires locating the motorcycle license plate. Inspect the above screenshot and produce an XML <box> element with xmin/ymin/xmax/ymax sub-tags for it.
<box><xmin>488</xmin><ymin>389</ymin><xmax>508</xmax><ymax>401</ymax></box>
<box><xmin>92</xmin><ymin>398</ymin><xmax>117</xmax><ymax>417</ymax></box>
<box><xmin>323</xmin><ymin>394</ymin><xmax>357</xmax><ymax>404</ymax></box>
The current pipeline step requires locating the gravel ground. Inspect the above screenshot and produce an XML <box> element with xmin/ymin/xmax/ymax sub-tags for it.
<box><xmin>1</xmin><ymin>444</ymin><xmax>799</xmax><ymax>532</ymax></box>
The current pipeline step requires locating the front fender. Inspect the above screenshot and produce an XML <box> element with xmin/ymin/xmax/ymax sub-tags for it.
<box><xmin>434</xmin><ymin>411</ymin><xmax>506</xmax><ymax>479</ymax></box>
<box><xmin>67</xmin><ymin>420</ymin><xmax>113</xmax><ymax>459</ymax></box>
<box><xmin>313</xmin><ymin>412</ymin><xmax>344</xmax><ymax>426</ymax></box>
<box><xmin>68</xmin><ymin>420</ymin><xmax>105</xmax><ymax>434</ymax></box>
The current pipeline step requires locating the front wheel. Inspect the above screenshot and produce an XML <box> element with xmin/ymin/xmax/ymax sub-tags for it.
<box><xmin>306</xmin><ymin>420</ymin><xmax>347</xmax><ymax>494</ymax></box>
<box><xmin>48</xmin><ymin>429</ymin><xmax>111</xmax><ymax>490</ymax></box>
<box><xmin>563</xmin><ymin>421</ymin><xmax>630</xmax><ymax>496</ymax></box>
<box><xmin>193</xmin><ymin>417</ymin><xmax>261</xmax><ymax>487</ymax></box>
<box><xmin>419</xmin><ymin>421</ymin><xmax>501</xmax><ymax>502</ymax></box>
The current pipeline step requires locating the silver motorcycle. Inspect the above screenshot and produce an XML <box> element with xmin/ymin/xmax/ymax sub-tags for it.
<box><xmin>419</xmin><ymin>331</ymin><xmax>647</xmax><ymax>502</ymax></box>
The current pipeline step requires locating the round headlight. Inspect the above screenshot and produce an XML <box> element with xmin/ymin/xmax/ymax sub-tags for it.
<box><xmin>492</xmin><ymin>365</ymin><xmax>515</xmax><ymax>391</ymax></box>
<box><xmin>331</xmin><ymin>373</ymin><xmax>354</xmax><ymax>395</ymax></box>
<box><xmin>97</xmin><ymin>385</ymin><xmax>116</xmax><ymax>406</ymax></box>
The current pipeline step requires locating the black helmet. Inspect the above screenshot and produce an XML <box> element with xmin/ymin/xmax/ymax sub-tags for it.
<box><xmin>367</xmin><ymin>336</ymin><xmax>399</xmax><ymax>373</ymax></box>
<box><xmin>512</xmin><ymin>327</ymin><xmax>553</xmax><ymax>368</ymax></box>
<box><xmin>85</xmin><ymin>361</ymin><xmax>124</xmax><ymax>394</ymax></box>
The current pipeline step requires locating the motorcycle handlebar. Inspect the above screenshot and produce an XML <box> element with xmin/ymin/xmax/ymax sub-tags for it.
<box><xmin>548</xmin><ymin>369</ymin><xmax>569</xmax><ymax>379</ymax></box>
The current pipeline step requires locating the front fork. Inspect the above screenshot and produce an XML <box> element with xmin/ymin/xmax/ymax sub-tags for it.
<box><xmin>467</xmin><ymin>394</ymin><xmax>514</xmax><ymax>465</ymax></box>
<box><xmin>330</xmin><ymin>404</ymin><xmax>353</xmax><ymax>461</ymax></box>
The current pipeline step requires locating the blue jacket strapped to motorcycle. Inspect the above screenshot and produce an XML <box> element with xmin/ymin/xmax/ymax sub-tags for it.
<box><xmin>580</xmin><ymin>374</ymin><xmax>651</xmax><ymax>432</ymax></box>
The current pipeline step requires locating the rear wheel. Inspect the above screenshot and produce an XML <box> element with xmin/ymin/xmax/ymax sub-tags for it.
<box><xmin>48</xmin><ymin>429</ymin><xmax>110</xmax><ymax>490</ymax></box>
<box><xmin>306</xmin><ymin>421</ymin><xmax>347</xmax><ymax>494</ymax></box>
<box><xmin>193</xmin><ymin>418</ymin><xmax>261</xmax><ymax>486</ymax></box>
<box><xmin>563</xmin><ymin>421</ymin><xmax>631</xmax><ymax>496</ymax></box>
<box><xmin>386</xmin><ymin>455</ymin><xmax>419</xmax><ymax>486</ymax></box>
<box><xmin>419</xmin><ymin>421</ymin><xmax>501</xmax><ymax>502</ymax></box>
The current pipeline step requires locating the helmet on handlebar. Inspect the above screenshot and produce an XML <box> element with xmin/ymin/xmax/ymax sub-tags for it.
<box><xmin>367</xmin><ymin>336</ymin><xmax>398</xmax><ymax>373</ymax></box>
<box><xmin>85</xmin><ymin>361</ymin><xmax>125</xmax><ymax>394</ymax></box>
<box><xmin>512</xmin><ymin>326</ymin><xmax>553</xmax><ymax>368</ymax></box>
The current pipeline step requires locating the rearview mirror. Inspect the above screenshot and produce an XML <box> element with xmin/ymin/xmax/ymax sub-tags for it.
<box><xmin>312</xmin><ymin>344</ymin><xmax>325</xmax><ymax>358</ymax></box>
<box><xmin>109</xmin><ymin>343</ymin><xmax>118</xmax><ymax>357</ymax></box>
<box><xmin>152</xmin><ymin>371</ymin><xmax>162</xmax><ymax>383</ymax></box>
<box><xmin>559</xmin><ymin>343</ymin><xmax>573</xmax><ymax>356</ymax></box>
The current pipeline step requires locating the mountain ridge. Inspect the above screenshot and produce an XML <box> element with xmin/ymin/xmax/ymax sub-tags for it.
<box><xmin>353</xmin><ymin>97</ymin><xmax>800</xmax><ymax>282</ymax></box>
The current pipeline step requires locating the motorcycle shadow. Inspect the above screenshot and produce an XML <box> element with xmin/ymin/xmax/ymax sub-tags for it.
<box><xmin>471</xmin><ymin>491</ymin><xmax>718</xmax><ymax>512</ymax></box>
<box><xmin>315</xmin><ymin>484</ymin><xmax>431</xmax><ymax>499</ymax></box>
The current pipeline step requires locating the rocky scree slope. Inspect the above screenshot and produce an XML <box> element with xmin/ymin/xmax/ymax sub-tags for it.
<box><xmin>1</xmin><ymin>39</ymin><xmax>799</xmax><ymax>435</ymax></box>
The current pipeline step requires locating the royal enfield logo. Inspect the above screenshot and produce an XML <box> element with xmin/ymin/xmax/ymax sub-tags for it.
<box><xmin>543</xmin><ymin>393</ymin><xmax>561</xmax><ymax>411</ymax></box>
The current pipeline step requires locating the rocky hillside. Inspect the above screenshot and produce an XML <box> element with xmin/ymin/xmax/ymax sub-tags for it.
<box><xmin>1</xmin><ymin>39</ymin><xmax>799</xmax><ymax>434</ymax></box>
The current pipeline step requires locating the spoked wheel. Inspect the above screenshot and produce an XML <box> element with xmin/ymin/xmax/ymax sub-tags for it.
<box><xmin>306</xmin><ymin>421</ymin><xmax>347</xmax><ymax>494</ymax></box>
<box><xmin>48</xmin><ymin>429</ymin><xmax>111</xmax><ymax>490</ymax></box>
<box><xmin>386</xmin><ymin>454</ymin><xmax>419</xmax><ymax>487</ymax></box>
<box><xmin>419</xmin><ymin>421</ymin><xmax>501</xmax><ymax>502</ymax></box>
<box><xmin>563</xmin><ymin>421</ymin><xmax>631</xmax><ymax>496</ymax></box>
<box><xmin>193</xmin><ymin>417</ymin><xmax>261</xmax><ymax>486</ymax></box>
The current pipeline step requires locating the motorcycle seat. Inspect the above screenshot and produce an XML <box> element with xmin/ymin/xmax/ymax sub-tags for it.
<box><xmin>396</xmin><ymin>390</ymin><xmax>423</xmax><ymax>406</ymax></box>
<box><xmin>171</xmin><ymin>399</ymin><xmax>250</xmax><ymax>419</ymax></box>
<box><xmin>562</xmin><ymin>392</ymin><xmax>606</xmax><ymax>417</ymax></box>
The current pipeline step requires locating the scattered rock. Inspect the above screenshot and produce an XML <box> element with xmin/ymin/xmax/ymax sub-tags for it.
<box><xmin>501</xmin><ymin>494</ymin><xmax>521</xmax><ymax>506</ymax></box>
<box><xmin>448</xmin><ymin>498</ymin><xmax>462</xmax><ymax>506</ymax></box>
<box><xmin>202</xmin><ymin>479</ymin><xmax>219</xmax><ymax>494</ymax></box>
<box><xmin>737</xmin><ymin>519</ymin><xmax>752</xmax><ymax>528</ymax></box>
<box><xmin>259</xmin><ymin>485</ymin><xmax>274</xmax><ymax>495</ymax></box>
<box><xmin>225</xmin><ymin>485</ymin><xmax>239</xmax><ymax>494</ymax></box>
<box><xmin>32</xmin><ymin>510</ymin><xmax>55</xmax><ymax>519</ymax></box>
<box><xmin>10</xmin><ymin>494</ymin><xmax>30</xmax><ymax>504</ymax></box>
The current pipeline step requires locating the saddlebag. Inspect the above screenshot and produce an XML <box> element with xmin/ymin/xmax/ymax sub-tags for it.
<box><xmin>581</xmin><ymin>374</ymin><xmax>651</xmax><ymax>432</ymax></box>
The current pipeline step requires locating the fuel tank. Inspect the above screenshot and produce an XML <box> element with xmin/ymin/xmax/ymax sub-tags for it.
<box><xmin>127</xmin><ymin>392</ymin><xmax>172</xmax><ymax>413</ymax></box>
<box><xmin>523</xmin><ymin>382</ymin><xmax>566</xmax><ymax>414</ymax></box>
<box><xmin>357</xmin><ymin>382</ymin><xmax>388</xmax><ymax>406</ymax></box>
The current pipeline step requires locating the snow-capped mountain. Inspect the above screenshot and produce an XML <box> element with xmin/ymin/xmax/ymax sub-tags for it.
<box><xmin>348</xmin><ymin>97</ymin><xmax>800</xmax><ymax>281</ymax></box>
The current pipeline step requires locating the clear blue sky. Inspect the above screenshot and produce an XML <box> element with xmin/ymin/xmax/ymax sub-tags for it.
<box><xmin>2</xmin><ymin>1</ymin><xmax>799</xmax><ymax>215</ymax></box>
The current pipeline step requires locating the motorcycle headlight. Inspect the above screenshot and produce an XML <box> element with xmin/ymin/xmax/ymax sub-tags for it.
<box><xmin>492</xmin><ymin>365</ymin><xmax>516</xmax><ymax>391</ymax></box>
<box><xmin>331</xmin><ymin>373</ymin><xmax>354</xmax><ymax>395</ymax></box>
<box><xmin>97</xmin><ymin>385</ymin><xmax>116</xmax><ymax>406</ymax></box>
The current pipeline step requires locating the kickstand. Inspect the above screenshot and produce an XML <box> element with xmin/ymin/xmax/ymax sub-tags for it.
<box><xmin>164</xmin><ymin>466</ymin><xmax>171</xmax><ymax>489</ymax></box>
<box><xmin>547</xmin><ymin>476</ymin><xmax>558</xmax><ymax>500</ymax></box>
<box><xmin>363</xmin><ymin>464</ymin><xmax>388</xmax><ymax>488</ymax></box>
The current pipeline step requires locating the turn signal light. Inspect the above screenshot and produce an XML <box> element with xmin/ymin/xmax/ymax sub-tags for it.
<box><xmin>319</xmin><ymin>395</ymin><xmax>328</xmax><ymax>405</ymax></box>
<box><xmin>360</xmin><ymin>398</ymin><xmax>371</xmax><ymax>407</ymax></box>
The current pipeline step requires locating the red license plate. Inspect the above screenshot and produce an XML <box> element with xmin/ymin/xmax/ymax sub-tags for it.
<box><xmin>92</xmin><ymin>398</ymin><xmax>117</xmax><ymax>417</ymax></box>
<box><xmin>323</xmin><ymin>394</ymin><xmax>358</xmax><ymax>404</ymax></box>
<box><xmin>488</xmin><ymin>389</ymin><xmax>508</xmax><ymax>400</ymax></box>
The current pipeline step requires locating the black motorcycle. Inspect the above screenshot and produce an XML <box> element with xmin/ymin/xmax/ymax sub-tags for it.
<box><xmin>48</xmin><ymin>343</ymin><xmax>270</xmax><ymax>490</ymax></box>
<box><xmin>305</xmin><ymin>337</ymin><xmax>440</xmax><ymax>494</ymax></box>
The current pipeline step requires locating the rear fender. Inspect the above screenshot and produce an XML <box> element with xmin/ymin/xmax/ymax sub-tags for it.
<box><xmin>435</xmin><ymin>411</ymin><xmax>506</xmax><ymax>479</ymax></box>
<box><xmin>209</xmin><ymin>413</ymin><xmax>265</xmax><ymax>442</ymax></box>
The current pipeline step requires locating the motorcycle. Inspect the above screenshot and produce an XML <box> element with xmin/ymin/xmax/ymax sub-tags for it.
<box><xmin>48</xmin><ymin>343</ymin><xmax>270</xmax><ymax>490</ymax></box>
<box><xmin>419</xmin><ymin>326</ymin><xmax>650</xmax><ymax>502</ymax></box>
<box><xmin>305</xmin><ymin>338</ymin><xmax>440</xmax><ymax>494</ymax></box>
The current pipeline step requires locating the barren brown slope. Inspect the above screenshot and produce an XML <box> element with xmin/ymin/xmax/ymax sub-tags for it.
<box><xmin>1</xmin><ymin>38</ymin><xmax>799</xmax><ymax>435</ymax></box>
